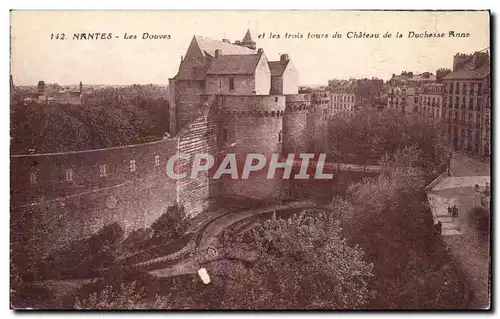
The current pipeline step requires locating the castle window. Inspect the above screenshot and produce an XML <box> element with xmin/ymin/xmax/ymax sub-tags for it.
<box><xmin>229</xmin><ymin>77</ymin><xmax>235</xmax><ymax>91</ymax></box>
<box><xmin>65</xmin><ymin>168</ymin><xmax>73</xmax><ymax>182</ymax></box>
<box><xmin>29</xmin><ymin>171</ymin><xmax>37</xmax><ymax>185</ymax></box>
<box><xmin>155</xmin><ymin>155</ymin><xmax>160</xmax><ymax>167</ymax></box>
<box><xmin>275</xmin><ymin>97</ymin><xmax>278</xmax><ymax>102</ymax></box>
<box><xmin>130</xmin><ymin>160</ymin><xmax>136</xmax><ymax>172</ymax></box>
<box><xmin>278</xmin><ymin>130</ymin><xmax>283</xmax><ymax>143</ymax></box>
<box><xmin>222</xmin><ymin>128</ymin><xmax>229</xmax><ymax>143</ymax></box>
<box><xmin>99</xmin><ymin>164</ymin><xmax>107</xmax><ymax>177</ymax></box>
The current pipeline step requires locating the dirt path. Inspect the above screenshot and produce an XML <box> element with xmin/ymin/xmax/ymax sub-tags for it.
<box><xmin>148</xmin><ymin>200</ymin><xmax>319</xmax><ymax>277</ymax></box>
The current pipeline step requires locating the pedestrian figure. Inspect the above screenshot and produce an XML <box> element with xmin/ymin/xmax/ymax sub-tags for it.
<box><xmin>452</xmin><ymin>205</ymin><xmax>459</xmax><ymax>217</ymax></box>
<box><xmin>447</xmin><ymin>206</ymin><xmax>452</xmax><ymax>216</ymax></box>
<box><xmin>436</xmin><ymin>221</ymin><xmax>442</xmax><ymax>236</ymax></box>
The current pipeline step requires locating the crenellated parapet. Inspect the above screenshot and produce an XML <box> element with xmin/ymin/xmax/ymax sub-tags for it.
<box><xmin>216</xmin><ymin>94</ymin><xmax>286</xmax><ymax>116</ymax></box>
<box><xmin>285</xmin><ymin>93</ymin><xmax>310</xmax><ymax>112</ymax></box>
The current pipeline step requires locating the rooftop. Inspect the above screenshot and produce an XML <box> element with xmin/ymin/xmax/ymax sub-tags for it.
<box><xmin>206</xmin><ymin>54</ymin><xmax>262</xmax><ymax>75</ymax></box>
<box><xmin>268</xmin><ymin>60</ymin><xmax>289</xmax><ymax>77</ymax></box>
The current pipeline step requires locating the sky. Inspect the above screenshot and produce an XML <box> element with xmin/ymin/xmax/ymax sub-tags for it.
<box><xmin>10</xmin><ymin>10</ymin><xmax>490</xmax><ymax>86</ymax></box>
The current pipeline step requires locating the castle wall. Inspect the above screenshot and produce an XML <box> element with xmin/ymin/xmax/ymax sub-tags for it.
<box><xmin>216</xmin><ymin>95</ymin><xmax>285</xmax><ymax>200</ymax></box>
<box><xmin>283</xmin><ymin>94</ymin><xmax>310</xmax><ymax>154</ymax></box>
<box><xmin>174</xmin><ymin>79</ymin><xmax>204</xmax><ymax>132</ymax></box>
<box><xmin>11</xmin><ymin>138</ymin><xmax>179</xmax><ymax>249</ymax></box>
<box><xmin>176</xmin><ymin>97</ymin><xmax>219</xmax><ymax>217</ymax></box>
<box><xmin>307</xmin><ymin>104</ymin><xmax>328</xmax><ymax>153</ymax></box>
<box><xmin>205</xmin><ymin>74</ymin><xmax>255</xmax><ymax>95</ymax></box>
<box><xmin>270</xmin><ymin>76</ymin><xmax>283</xmax><ymax>95</ymax></box>
<box><xmin>168</xmin><ymin>78</ymin><xmax>177</xmax><ymax>134</ymax></box>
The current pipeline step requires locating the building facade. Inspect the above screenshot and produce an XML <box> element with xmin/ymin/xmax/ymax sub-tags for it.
<box><xmin>330</xmin><ymin>81</ymin><xmax>356</xmax><ymax>118</ymax></box>
<box><xmin>442</xmin><ymin>51</ymin><xmax>490</xmax><ymax>155</ymax></box>
<box><xmin>418</xmin><ymin>83</ymin><xmax>443</xmax><ymax>123</ymax></box>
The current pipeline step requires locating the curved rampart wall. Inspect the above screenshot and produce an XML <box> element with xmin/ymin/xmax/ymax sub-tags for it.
<box><xmin>10</xmin><ymin>138</ymin><xmax>179</xmax><ymax>249</ymax></box>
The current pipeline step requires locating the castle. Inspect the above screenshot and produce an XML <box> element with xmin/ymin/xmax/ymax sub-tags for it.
<box><xmin>11</xmin><ymin>30</ymin><xmax>339</xmax><ymax>251</ymax></box>
<box><xmin>167</xmin><ymin>30</ymin><xmax>329</xmax><ymax>213</ymax></box>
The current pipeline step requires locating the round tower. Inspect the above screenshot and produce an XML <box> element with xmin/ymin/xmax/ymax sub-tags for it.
<box><xmin>215</xmin><ymin>95</ymin><xmax>285</xmax><ymax>201</ymax></box>
<box><xmin>283</xmin><ymin>94</ymin><xmax>310</xmax><ymax>154</ymax></box>
<box><xmin>307</xmin><ymin>90</ymin><xmax>330</xmax><ymax>153</ymax></box>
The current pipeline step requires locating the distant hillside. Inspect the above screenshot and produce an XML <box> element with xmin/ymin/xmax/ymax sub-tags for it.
<box><xmin>10</xmin><ymin>99</ymin><xmax>170</xmax><ymax>154</ymax></box>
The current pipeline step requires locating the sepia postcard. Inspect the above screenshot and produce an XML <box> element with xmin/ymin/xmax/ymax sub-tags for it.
<box><xmin>10</xmin><ymin>10</ymin><xmax>491</xmax><ymax>310</ymax></box>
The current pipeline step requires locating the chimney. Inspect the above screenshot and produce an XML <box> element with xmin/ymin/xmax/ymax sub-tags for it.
<box><xmin>453</xmin><ymin>53</ymin><xmax>471</xmax><ymax>71</ymax></box>
<box><xmin>472</xmin><ymin>51</ymin><xmax>489</xmax><ymax>70</ymax></box>
<box><xmin>215</xmin><ymin>49</ymin><xmax>221</xmax><ymax>58</ymax></box>
<box><xmin>280</xmin><ymin>54</ymin><xmax>290</xmax><ymax>64</ymax></box>
<box><xmin>257</xmin><ymin>48</ymin><xmax>264</xmax><ymax>55</ymax></box>
<box><xmin>222</xmin><ymin>38</ymin><xmax>230</xmax><ymax>43</ymax></box>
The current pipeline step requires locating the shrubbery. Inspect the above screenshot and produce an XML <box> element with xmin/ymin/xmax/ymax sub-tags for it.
<box><xmin>74</xmin><ymin>281</ymin><xmax>171</xmax><ymax>310</ymax></box>
<box><xmin>150</xmin><ymin>202</ymin><xmax>189</xmax><ymax>241</ymax></box>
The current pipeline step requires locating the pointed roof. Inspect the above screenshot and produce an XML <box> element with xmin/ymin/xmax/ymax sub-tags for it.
<box><xmin>194</xmin><ymin>35</ymin><xmax>255</xmax><ymax>57</ymax></box>
<box><xmin>242</xmin><ymin>29</ymin><xmax>254</xmax><ymax>43</ymax></box>
<box><xmin>268</xmin><ymin>60</ymin><xmax>290</xmax><ymax>77</ymax></box>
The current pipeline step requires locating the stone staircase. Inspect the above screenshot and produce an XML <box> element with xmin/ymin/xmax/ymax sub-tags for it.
<box><xmin>436</xmin><ymin>215</ymin><xmax>461</xmax><ymax>236</ymax></box>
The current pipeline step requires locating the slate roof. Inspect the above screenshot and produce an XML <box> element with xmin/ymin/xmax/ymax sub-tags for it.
<box><xmin>268</xmin><ymin>61</ymin><xmax>289</xmax><ymax>77</ymax></box>
<box><xmin>194</xmin><ymin>35</ymin><xmax>255</xmax><ymax>57</ymax></box>
<box><xmin>442</xmin><ymin>60</ymin><xmax>490</xmax><ymax>80</ymax></box>
<box><xmin>391</xmin><ymin>73</ymin><xmax>436</xmax><ymax>83</ymax></box>
<box><xmin>242</xmin><ymin>29</ymin><xmax>254</xmax><ymax>43</ymax></box>
<box><xmin>206</xmin><ymin>54</ymin><xmax>261</xmax><ymax>75</ymax></box>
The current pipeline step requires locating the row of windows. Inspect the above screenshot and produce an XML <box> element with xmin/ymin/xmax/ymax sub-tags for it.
<box><xmin>444</xmin><ymin>81</ymin><xmax>483</xmax><ymax>95</ymax></box>
<box><xmin>444</xmin><ymin>95</ymin><xmax>482</xmax><ymax>111</ymax></box>
<box><xmin>443</xmin><ymin>110</ymin><xmax>482</xmax><ymax>126</ymax></box>
<box><xmin>29</xmin><ymin>155</ymin><xmax>161</xmax><ymax>185</ymax></box>
<box><xmin>332</xmin><ymin>95</ymin><xmax>354</xmax><ymax>103</ymax></box>
<box><xmin>421</xmin><ymin>96</ymin><xmax>441</xmax><ymax>105</ymax></box>
<box><xmin>332</xmin><ymin>103</ymin><xmax>354</xmax><ymax>110</ymax></box>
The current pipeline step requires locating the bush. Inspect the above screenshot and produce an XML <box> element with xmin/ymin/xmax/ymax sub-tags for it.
<box><xmin>74</xmin><ymin>281</ymin><xmax>171</xmax><ymax>310</ymax></box>
<box><xmin>209</xmin><ymin>211</ymin><xmax>374</xmax><ymax>309</ymax></box>
<box><xmin>467</xmin><ymin>206</ymin><xmax>489</xmax><ymax>240</ymax></box>
<box><xmin>150</xmin><ymin>203</ymin><xmax>189</xmax><ymax>241</ymax></box>
<box><xmin>43</xmin><ymin>222</ymin><xmax>124</xmax><ymax>279</ymax></box>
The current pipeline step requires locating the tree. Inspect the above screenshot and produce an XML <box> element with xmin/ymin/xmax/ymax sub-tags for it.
<box><xmin>150</xmin><ymin>202</ymin><xmax>189</xmax><ymax>241</ymax></box>
<box><xmin>74</xmin><ymin>281</ymin><xmax>171</xmax><ymax>309</ymax></box>
<box><xmin>210</xmin><ymin>211</ymin><xmax>374</xmax><ymax>309</ymax></box>
<box><xmin>342</xmin><ymin>145</ymin><xmax>462</xmax><ymax>308</ymax></box>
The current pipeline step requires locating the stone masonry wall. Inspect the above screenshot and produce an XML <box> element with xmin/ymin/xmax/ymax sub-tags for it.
<box><xmin>11</xmin><ymin>138</ymin><xmax>178</xmax><ymax>250</ymax></box>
